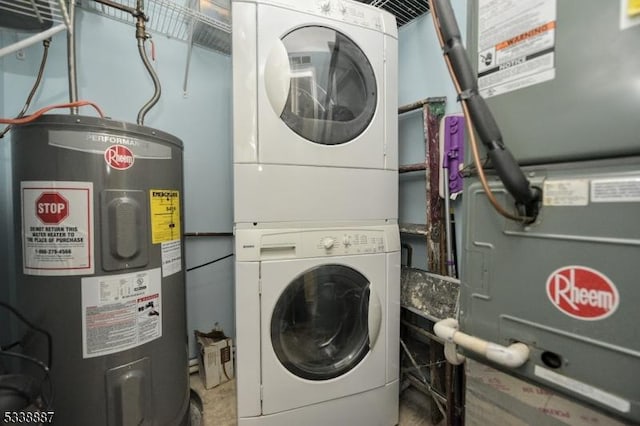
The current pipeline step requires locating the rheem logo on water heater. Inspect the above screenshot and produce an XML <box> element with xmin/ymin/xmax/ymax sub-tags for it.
<box><xmin>546</xmin><ymin>266</ymin><xmax>619</xmax><ymax>320</ymax></box>
<box><xmin>104</xmin><ymin>145</ymin><xmax>135</xmax><ymax>170</ymax></box>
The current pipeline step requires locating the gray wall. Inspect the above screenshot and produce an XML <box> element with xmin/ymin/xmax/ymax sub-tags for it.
<box><xmin>398</xmin><ymin>1</ymin><xmax>466</xmax><ymax>271</ymax></box>
<box><xmin>0</xmin><ymin>11</ymin><xmax>233</xmax><ymax>357</ymax></box>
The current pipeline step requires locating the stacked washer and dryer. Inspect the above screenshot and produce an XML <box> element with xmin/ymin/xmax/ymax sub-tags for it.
<box><xmin>232</xmin><ymin>0</ymin><xmax>399</xmax><ymax>425</ymax></box>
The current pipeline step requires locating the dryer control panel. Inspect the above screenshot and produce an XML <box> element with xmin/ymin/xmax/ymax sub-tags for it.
<box><xmin>255</xmin><ymin>0</ymin><xmax>396</xmax><ymax>34</ymax></box>
<box><xmin>314</xmin><ymin>0</ymin><xmax>384</xmax><ymax>31</ymax></box>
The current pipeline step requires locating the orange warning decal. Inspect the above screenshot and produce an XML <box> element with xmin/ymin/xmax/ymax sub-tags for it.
<box><xmin>496</xmin><ymin>21</ymin><xmax>556</xmax><ymax>50</ymax></box>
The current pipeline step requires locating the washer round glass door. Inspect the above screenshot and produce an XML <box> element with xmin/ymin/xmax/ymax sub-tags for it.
<box><xmin>266</xmin><ymin>26</ymin><xmax>377</xmax><ymax>146</ymax></box>
<box><xmin>270</xmin><ymin>264</ymin><xmax>377</xmax><ymax>381</ymax></box>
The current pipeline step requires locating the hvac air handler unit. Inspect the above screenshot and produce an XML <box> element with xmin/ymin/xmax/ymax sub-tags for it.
<box><xmin>10</xmin><ymin>115</ymin><xmax>190</xmax><ymax>425</ymax></box>
<box><xmin>430</xmin><ymin>0</ymin><xmax>640</xmax><ymax>423</ymax></box>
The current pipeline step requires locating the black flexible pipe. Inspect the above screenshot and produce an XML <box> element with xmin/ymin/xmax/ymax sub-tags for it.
<box><xmin>186</xmin><ymin>253</ymin><xmax>234</xmax><ymax>272</ymax></box>
<box><xmin>432</xmin><ymin>0</ymin><xmax>541</xmax><ymax>218</ymax></box>
<box><xmin>0</xmin><ymin>351</ymin><xmax>54</xmax><ymax>410</ymax></box>
<box><xmin>0</xmin><ymin>301</ymin><xmax>52</xmax><ymax>369</ymax></box>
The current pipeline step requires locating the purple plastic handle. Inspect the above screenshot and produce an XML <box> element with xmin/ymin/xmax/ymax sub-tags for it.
<box><xmin>443</xmin><ymin>115</ymin><xmax>465</xmax><ymax>195</ymax></box>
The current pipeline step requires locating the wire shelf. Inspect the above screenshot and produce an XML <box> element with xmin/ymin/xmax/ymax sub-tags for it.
<box><xmin>79</xmin><ymin>0</ymin><xmax>231</xmax><ymax>54</ymax></box>
<box><xmin>0</xmin><ymin>0</ymin><xmax>230</xmax><ymax>54</ymax></box>
<box><xmin>1</xmin><ymin>0</ymin><xmax>422</xmax><ymax>56</ymax></box>
<box><xmin>0</xmin><ymin>0</ymin><xmax>68</xmax><ymax>27</ymax></box>
<box><xmin>357</xmin><ymin>0</ymin><xmax>430</xmax><ymax>27</ymax></box>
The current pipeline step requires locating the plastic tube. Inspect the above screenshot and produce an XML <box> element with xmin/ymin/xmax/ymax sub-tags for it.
<box><xmin>434</xmin><ymin>318</ymin><xmax>530</xmax><ymax>368</ymax></box>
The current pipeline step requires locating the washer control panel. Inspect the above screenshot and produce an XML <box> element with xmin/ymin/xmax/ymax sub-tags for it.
<box><xmin>236</xmin><ymin>225</ymin><xmax>400</xmax><ymax>261</ymax></box>
<box><xmin>313</xmin><ymin>230</ymin><xmax>387</xmax><ymax>256</ymax></box>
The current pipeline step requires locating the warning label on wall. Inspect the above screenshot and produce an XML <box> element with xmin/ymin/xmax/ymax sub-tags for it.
<box><xmin>150</xmin><ymin>189</ymin><xmax>181</xmax><ymax>244</ymax></box>
<box><xmin>81</xmin><ymin>268</ymin><xmax>162</xmax><ymax>358</ymax></box>
<box><xmin>21</xmin><ymin>181</ymin><xmax>94</xmax><ymax>276</ymax></box>
<box><xmin>477</xmin><ymin>0</ymin><xmax>556</xmax><ymax>98</ymax></box>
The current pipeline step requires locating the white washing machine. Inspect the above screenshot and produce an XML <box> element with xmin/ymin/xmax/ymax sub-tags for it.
<box><xmin>235</xmin><ymin>224</ymin><xmax>400</xmax><ymax>425</ymax></box>
<box><xmin>232</xmin><ymin>0</ymin><xmax>398</xmax><ymax>224</ymax></box>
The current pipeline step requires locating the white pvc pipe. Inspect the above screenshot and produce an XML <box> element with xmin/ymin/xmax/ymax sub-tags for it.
<box><xmin>434</xmin><ymin>318</ymin><xmax>530</xmax><ymax>368</ymax></box>
<box><xmin>0</xmin><ymin>24</ymin><xmax>66</xmax><ymax>59</ymax></box>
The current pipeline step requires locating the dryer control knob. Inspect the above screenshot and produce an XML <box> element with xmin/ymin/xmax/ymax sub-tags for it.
<box><xmin>322</xmin><ymin>237</ymin><xmax>335</xmax><ymax>249</ymax></box>
<box><xmin>319</xmin><ymin>0</ymin><xmax>331</xmax><ymax>13</ymax></box>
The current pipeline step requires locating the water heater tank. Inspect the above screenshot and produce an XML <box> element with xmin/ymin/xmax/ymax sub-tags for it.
<box><xmin>10</xmin><ymin>115</ymin><xmax>190</xmax><ymax>425</ymax></box>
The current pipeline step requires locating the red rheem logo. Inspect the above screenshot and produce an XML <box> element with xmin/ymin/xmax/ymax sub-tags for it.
<box><xmin>546</xmin><ymin>266</ymin><xmax>619</xmax><ymax>320</ymax></box>
<box><xmin>104</xmin><ymin>145</ymin><xmax>135</xmax><ymax>170</ymax></box>
<box><xmin>36</xmin><ymin>192</ymin><xmax>69</xmax><ymax>224</ymax></box>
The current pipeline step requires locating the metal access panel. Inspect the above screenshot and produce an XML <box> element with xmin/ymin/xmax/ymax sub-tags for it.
<box><xmin>466</xmin><ymin>0</ymin><xmax>640</xmax><ymax>164</ymax></box>
<box><xmin>460</xmin><ymin>156</ymin><xmax>640</xmax><ymax>422</ymax></box>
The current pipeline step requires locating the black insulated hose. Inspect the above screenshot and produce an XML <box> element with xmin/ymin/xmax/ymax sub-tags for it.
<box><xmin>432</xmin><ymin>0</ymin><xmax>541</xmax><ymax>218</ymax></box>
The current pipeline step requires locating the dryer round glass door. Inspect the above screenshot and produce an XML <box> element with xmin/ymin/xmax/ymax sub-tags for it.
<box><xmin>270</xmin><ymin>264</ymin><xmax>377</xmax><ymax>381</ymax></box>
<box><xmin>265</xmin><ymin>26</ymin><xmax>377</xmax><ymax>146</ymax></box>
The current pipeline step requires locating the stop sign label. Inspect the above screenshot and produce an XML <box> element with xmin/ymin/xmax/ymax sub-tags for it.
<box><xmin>36</xmin><ymin>192</ymin><xmax>69</xmax><ymax>224</ymax></box>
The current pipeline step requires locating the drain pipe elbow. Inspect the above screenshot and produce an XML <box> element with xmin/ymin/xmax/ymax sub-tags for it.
<box><xmin>434</xmin><ymin>318</ymin><xmax>530</xmax><ymax>368</ymax></box>
<box><xmin>434</xmin><ymin>318</ymin><xmax>466</xmax><ymax>365</ymax></box>
<box><xmin>486</xmin><ymin>342</ymin><xmax>530</xmax><ymax>368</ymax></box>
<box><xmin>433</xmin><ymin>318</ymin><xmax>459</xmax><ymax>342</ymax></box>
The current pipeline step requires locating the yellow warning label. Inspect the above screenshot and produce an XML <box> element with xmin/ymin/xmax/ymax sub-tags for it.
<box><xmin>629</xmin><ymin>0</ymin><xmax>640</xmax><ymax>16</ymax></box>
<box><xmin>149</xmin><ymin>189</ymin><xmax>181</xmax><ymax>244</ymax></box>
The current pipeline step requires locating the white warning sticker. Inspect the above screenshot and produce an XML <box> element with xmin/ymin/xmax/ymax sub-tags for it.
<box><xmin>543</xmin><ymin>179</ymin><xmax>589</xmax><ymax>206</ymax></box>
<box><xmin>477</xmin><ymin>0</ymin><xmax>556</xmax><ymax>98</ymax></box>
<box><xmin>591</xmin><ymin>176</ymin><xmax>640</xmax><ymax>203</ymax></box>
<box><xmin>81</xmin><ymin>268</ymin><xmax>162</xmax><ymax>358</ymax></box>
<box><xmin>161</xmin><ymin>239</ymin><xmax>182</xmax><ymax>277</ymax></box>
<box><xmin>21</xmin><ymin>181</ymin><xmax>94</xmax><ymax>276</ymax></box>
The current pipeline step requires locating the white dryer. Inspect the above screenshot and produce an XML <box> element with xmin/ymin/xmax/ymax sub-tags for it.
<box><xmin>233</xmin><ymin>0</ymin><xmax>398</xmax><ymax>224</ymax></box>
<box><xmin>235</xmin><ymin>224</ymin><xmax>400</xmax><ymax>425</ymax></box>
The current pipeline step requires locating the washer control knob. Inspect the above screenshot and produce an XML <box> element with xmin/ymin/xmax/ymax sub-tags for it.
<box><xmin>343</xmin><ymin>235</ymin><xmax>352</xmax><ymax>247</ymax></box>
<box><xmin>322</xmin><ymin>237</ymin><xmax>335</xmax><ymax>249</ymax></box>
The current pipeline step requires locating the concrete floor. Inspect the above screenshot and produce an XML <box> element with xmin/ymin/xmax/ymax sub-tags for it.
<box><xmin>190</xmin><ymin>374</ymin><xmax>441</xmax><ymax>426</ymax></box>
